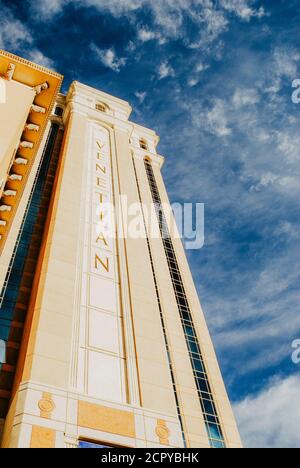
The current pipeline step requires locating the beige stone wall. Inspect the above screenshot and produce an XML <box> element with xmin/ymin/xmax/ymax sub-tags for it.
<box><xmin>132</xmin><ymin>156</ymin><xmax>210</xmax><ymax>448</ymax></box>
<box><xmin>1</xmin><ymin>80</ymin><xmax>241</xmax><ymax>448</ymax></box>
<box><xmin>115</xmin><ymin>132</ymin><xmax>178</xmax><ymax>417</ymax></box>
<box><xmin>20</xmin><ymin>110</ymin><xmax>86</xmax><ymax>389</ymax></box>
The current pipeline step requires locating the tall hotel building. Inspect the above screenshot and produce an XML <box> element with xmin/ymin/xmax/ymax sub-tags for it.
<box><xmin>0</xmin><ymin>50</ymin><xmax>242</xmax><ymax>449</ymax></box>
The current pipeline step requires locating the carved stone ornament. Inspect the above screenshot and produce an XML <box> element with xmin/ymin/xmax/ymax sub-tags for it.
<box><xmin>34</xmin><ymin>82</ymin><xmax>49</xmax><ymax>95</ymax></box>
<box><xmin>5</xmin><ymin>63</ymin><xmax>16</xmax><ymax>81</ymax></box>
<box><xmin>38</xmin><ymin>394</ymin><xmax>56</xmax><ymax>419</ymax></box>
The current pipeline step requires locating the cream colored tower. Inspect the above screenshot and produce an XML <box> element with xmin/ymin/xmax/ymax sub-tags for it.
<box><xmin>0</xmin><ymin>51</ymin><xmax>242</xmax><ymax>449</ymax></box>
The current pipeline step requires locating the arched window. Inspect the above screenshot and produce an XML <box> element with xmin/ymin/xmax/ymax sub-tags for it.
<box><xmin>139</xmin><ymin>138</ymin><xmax>148</xmax><ymax>150</ymax></box>
<box><xmin>96</xmin><ymin>102</ymin><xmax>109</xmax><ymax>113</ymax></box>
<box><xmin>54</xmin><ymin>106</ymin><xmax>63</xmax><ymax>116</ymax></box>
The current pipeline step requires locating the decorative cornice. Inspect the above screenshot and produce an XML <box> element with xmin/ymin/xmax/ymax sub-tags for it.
<box><xmin>0</xmin><ymin>50</ymin><xmax>63</xmax><ymax>80</ymax></box>
<box><xmin>0</xmin><ymin>50</ymin><xmax>64</xmax><ymax>253</ymax></box>
<box><xmin>67</xmin><ymin>80</ymin><xmax>132</xmax><ymax>118</ymax></box>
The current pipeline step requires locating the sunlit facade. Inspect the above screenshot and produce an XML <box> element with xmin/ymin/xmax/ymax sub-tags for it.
<box><xmin>0</xmin><ymin>50</ymin><xmax>242</xmax><ymax>448</ymax></box>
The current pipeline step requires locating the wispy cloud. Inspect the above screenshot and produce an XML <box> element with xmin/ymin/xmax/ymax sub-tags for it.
<box><xmin>264</xmin><ymin>47</ymin><xmax>300</xmax><ymax>95</ymax></box>
<box><xmin>0</xmin><ymin>5</ymin><xmax>54</xmax><ymax>69</ymax></box>
<box><xmin>137</xmin><ymin>27</ymin><xmax>165</xmax><ymax>44</ymax></box>
<box><xmin>90</xmin><ymin>44</ymin><xmax>127</xmax><ymax>72</ymax></box>
<box><xmin>28</xmin><ymin>0</ymin><xmax>266</xmax><ymax>50</ymax></box>
<box><xmin>232</xmin><ymin>88</ymin><xmax>260</xmax><ymax>108</ymax></box>
<box><xmin>137</xmin><ymin>28</ymin><xmax>156</xmax><ymax>42</ymax></box>
<box><xmin>29</xmin><ymin>0</ymin><xmax>66</xmax><ymax>19</ymax></box>
<box><xmin>28</xmin><ymin>0</ymin><xmax>142</xmax><ymax>20</ymax></box>
<box><xmin>27</xmin><ymin>50</ymin><xmax>55</xmax><ymax>69</ymax></box>
<box><xmin>220</xmin><ymin>0</ymin><xmax>265</xmax><ymax>22</ymax></box>
<box><xmin>157</xmin><ymin>61</ymin><xmax>175</xmax><ymax>80</ymax></box>
<box><xmin>0</xmin><ymin>8</ymin><xmax>32</xmax><ymax>49</ymax></box>
<box><xmin>188</xmin><ymin>62</ymin><xmax>210</xmax><ymax>86</ymax></box>
<box><xmin>193</xmin><ymin>98</ymin><xmax>232</xmax><ymax>136</ymax></box>
<box><xmin>276</xmin><ymin>131</ymin><xmax>300</xmax><ymax>163</ymax></box>
<box><xmin>234</xmin><ymin>375</ymin><xmax>300</xmax><ymax>448</ymax></box>
<box><xmin>135</xmin><ymin>91</ymin><xmax>147</xmax><ymax>103</ymax></box>
<box><xmin>249</xmin><ymin>172</ymin><xmax>280</xmax><ymax>192</ymax></box>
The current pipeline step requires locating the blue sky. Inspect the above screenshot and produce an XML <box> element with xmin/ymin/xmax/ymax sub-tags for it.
<box><xmin>1</xmin><ymin>0</ymin><xmax>300</xmax><ymax>448</ymax></box>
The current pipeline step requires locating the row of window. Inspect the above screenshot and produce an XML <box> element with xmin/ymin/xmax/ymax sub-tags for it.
<box><xmin>0</xmin><ymin>124</ymin><xmax>62</xmax><ymax>417</ymax></box>
<box><xmin>132</xmin><ymin>157</ymin><xmax>186</xmax><ymax>447</ymax></box>
<box><xmin>144</xmin><ymin>160</ymin><xmax>226</xmax><ymax>449</ymax></box>
<box><xmin>0</xmin><ymin>125</ymin><xmax>59</xmax><ymax>326</ymax></box>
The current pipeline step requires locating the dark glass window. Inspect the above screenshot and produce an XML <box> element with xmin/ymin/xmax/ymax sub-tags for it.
<box><xmin>144</xmin><ymin>159</ymin><xmax>226</xmax><ymax>449</ymax></box>
<box><xmin>139</xmin><ymin>139</ymin><xmax>148</xmax><ymax>150</ymax></box>
<box><xmin>0</xmin><ymin>124</ymin><xmax>62</xmax><ymax>418</ymax></box>
<box><xmin>79</xmin><ymin>441</ymin><xmax>112</xmax><ymax>449</ymax></box>
<box><xmin>54</xmin><ymin>106</ymin><xmax>63</xmax><ymax>116</ymax></box>
<box><xmin>197</xmin><ymin>378</ymin><xmax>210</xmax><ymax>393</ymax></box>
<box><xmin>132</xmin><ymin>158</ymin><xmax>186</xmax><ymax>447</ymax></box>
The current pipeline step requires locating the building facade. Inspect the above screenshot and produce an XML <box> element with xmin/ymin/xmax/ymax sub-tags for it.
<box><xmin>0</xmin><ymin>50</ymin><xmax>242</xmax><ymax>449</ymax></box>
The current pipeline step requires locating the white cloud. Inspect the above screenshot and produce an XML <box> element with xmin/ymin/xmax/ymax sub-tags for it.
<box><xmin>137</xmin><ymin>27</ymin><xmax>166</xmax><ymax>45</ymax></box>
<box><xmin>135</xmin><ymin>91</ymin><xmax>147</xmax><ymax>103</ymax></box>
<box><xmin>30</xmin><ymin>0</ymin><xmax>67</xmax><ymax>19</ymax></box>
<box><xmin>255</xmin><ymin>267</ymin><xmax>298</xmax><ymax>297</ymax></box>
<box><xmin>188</xmin><ymin>5</ymin><xmax>229</xmax><ymax>49</ymax></box>
<box><xmin>266</xmin><ymin>47</ymin><xmax>300</xmax><ymax>95</ymax></box>
<box><xmin>275</xmin><ymin>221</ymin><xmax>298</xmax><ymax>240</ymax></box>
<box><xmin>220</xmin><ymin>0</ymin><xmax>265</xmax><ymax>22</ymax></box>
<box><xmin>277</xmin><ymin>131</ymin><xmax>300</xmax><ymax>163</ymax></box>
<box><xmin>249</xmin><ymin>172</ymin><xmax>279</xmax><ymax>192</ymax></box>
<box><xmin>29</xmin><ymin>0</ymin><xmax>142</xmax><ymax>19</ymax></box>
<box><xmin>232</xmin><ymin>88</ymin><xmax>260</xmax><ymax>108</ymax></box>
<box><xmin>208</xmin><ymin>249</ymin><xmax>300</xmax><ymax>373</ymax></box>
<box><xmin>90</xmin><ymin>44</ymin><xmax>126</xmax><ymax>72</ymax></box>
<box><xmin>137</xmin><ymin>28</ymin><xmax>156</xmax><ymax>42</ymax></box>
<box><xmin>27</xmin><ymin>50</ymin><xmax>55</xmax><ymax>69</ymax></box>
<box><xmin>126</xmin><ymin>40</ymin><xmax>137</xmax><ymax>52</ymax></box>
<box><xmin>188</xmin><ymin>98</ymin><xmax>232</xmax><ymax>137</ymax></box>
<box><xmin>205</xmin><ymin>99</ymin><xmax>232</xmax><ymax>136</ymax></box>
<box><xmin>85</xmin><ymin>0</ymin><xmax>143</xmax><ymax>16</ymax></box>
<box><xmin>0</xmin><ymin>6</ymin><xmax>54</xmax><ymax>70</ymax></box>
<box><xmin>195</xmin><ymin>62</ymin><xmax>209</xmax><ymax>73</ymax></box>
<box><xmin>273</xmin><ymin>48</ymin><xmax>300</xmax><ymax>79</ymax></box>
<box><xmin>188</xmin><ymin>62</ymin><xmax>210</xmax><ymax>86</ymax></box>
<box><xmin>188</xmin><ymin>78</ymin><xmax>200</xmax><ymax>87</ymax></box>
<box><xmin>0</xmin><ymin>9</ymin><xmax>32</xmax><ymax>50</ymax></box>
<box><xmin>234</xmin><ymin>375</ymin><xmax>300</xmax><ymax>448</ymax></box>
<box><xmin>28</xmin><ymin>0</ymin><xmax>266</xmax><ymax>50</ymax></box>
<box><xmin>157</xmin><ymin>61</ymin><xmax>175</xmax><ymax>80</ymax></box>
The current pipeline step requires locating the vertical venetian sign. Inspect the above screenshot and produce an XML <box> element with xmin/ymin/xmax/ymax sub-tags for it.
<box><xmin>92</xmin><ymin>131</ymin><xmax>115</xmax><ymax>279</ymax></box>
<box><xmin>77</xmin><ymin>124</ymin><xmax>125</xmax><ymax>403</ymax></box>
